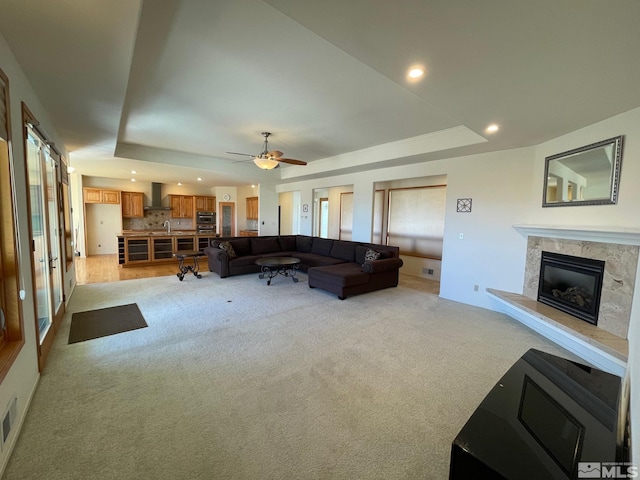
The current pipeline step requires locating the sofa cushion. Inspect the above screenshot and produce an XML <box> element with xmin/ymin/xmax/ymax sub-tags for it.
<box><xmin>296</xmin><ymin>235</ymin><xmax>313</xmax><ymax>253</ymax></box>
<box><xmin>355</xmin><ymin>245</ymin><xmax>393</xmax><ymax>264</ymax></box>
<box><xmin>330</xmin><ymin>241</ymin><xmax>355</xmax><ymax>262</ymax></box>
<box><xmin>364</xmin><ymin>248</ymin><xmax>381</xmax><ymax>261</ymax></box>
<box><xmin>251</xmin><ymin>236</ymin><xmax>281</xmax><ymax>255</ymax></box>
<box><xmin>278</xmin><ymin>236</ymin><xmax>296</xmax><ymax>252</ymax></box>
<box><xmin>294</xmin><ymin>252</ymin><xmax>346</xmax><ymax>268</ymax></box>
<box><xmin>229</xmin><ymin>238</ymin><xmax>252</xmax><ymax>257</ymax></box>
<box><xmin>308</xmin><ymin>263</ymin><xmax>369</xmax><ymax>287</ymax></box>
<box><xmin>229</xmin><ymin>255</ymin><xmax>261</xmax><ymax>267</ymax></box>
<box><xmin>311</xmin><ymin>237</ymin><xmax>334</xmax><ymax>256</ymax></box>
<box><xmin>218</xmin><ymin>241</ymin><xmax>237</xmax><ymax>259</ymax></box>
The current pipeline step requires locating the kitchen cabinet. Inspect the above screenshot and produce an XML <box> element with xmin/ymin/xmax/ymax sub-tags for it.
<box><xmin>118</xmin><ymin>232</ymin><xmax>207</xmax><ymax>266</ymax></box>
<box><xmin>246</xmin><ymin>196</ymin><xmax>258</xmax><ymax>220</ymax></box>
<box><xmin>175</xmin><ymin>236</ymin><xmax>195</xmax><ymax>251</ymax></box>
<box><xmin>169</xmin><ymin>195</ymin><xmax>194</xmax><ymax>218</ymax></box>
<box><xmin>151</xmin><ymin>237</ymin><xmax>173</xmax><ymax>260</ymax></box>
<box><xmin>121</xmin><ymin>191</ymin><xmax>144</xmax><ymax>218</ymax></box>
<box><xmin>195</xmin><ymin>196</ymin><xmax>216</xmax><ymax>212</ymax></box>
<box><xmin>124</xmin><ymin>237</ymin><xmax>150</xmax><ymax>263</ymax></box>
<box><xmin>239</xmin><ymin>230</ymin><xmax>258</xmax><ymax>237</ymax></box>
<box><xmin>84</xmin><ymin>188</ymin><xmax>120</xmax><ymax>204</ymax></box>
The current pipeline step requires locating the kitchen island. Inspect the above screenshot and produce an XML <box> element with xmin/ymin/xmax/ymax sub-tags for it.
<box><xmin>117</xmin><ymin>231</ymin><xmax>219</xmax><ymax>267</ymax></box>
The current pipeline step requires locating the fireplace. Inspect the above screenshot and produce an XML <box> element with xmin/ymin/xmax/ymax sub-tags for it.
<box><xmin>537</xmin><ymin>251</ymin><xmax>605</xmax><ymax>325</ymax></box>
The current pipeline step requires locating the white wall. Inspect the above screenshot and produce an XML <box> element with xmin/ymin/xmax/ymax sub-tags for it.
<box><xmin>258</xmin><ymin>183</ymin><xmax>279</xmax><ymax>236</ymax></box>
<box><xmin>279</xmin><ymin>191</ymin><xmax>294</xmax><ymax>235</ymax></box>
<box><xmin>0</xmin><ymin>31</ymin><xmax>69</xmax><ymax>473</ymax></box>
<box><xmin>85</xmin><ymin>203</ymin><xmax>122</xmax><ymax>255</ymax></box>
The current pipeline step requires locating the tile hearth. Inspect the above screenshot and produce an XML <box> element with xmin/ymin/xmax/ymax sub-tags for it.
<box><xmin>487</xmin><ymin>289</ymin><xmax>627</xmax><ymax>376</ymax></box>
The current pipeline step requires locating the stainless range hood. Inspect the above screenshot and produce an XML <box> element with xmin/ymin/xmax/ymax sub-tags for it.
<box><xmin>144</xmin><ymin>182</ymin><xmax>171</xmax><ymax>210</ymax></box>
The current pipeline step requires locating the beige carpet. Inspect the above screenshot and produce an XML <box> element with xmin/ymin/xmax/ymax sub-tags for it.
<box><xmin>3</xmin><ymin>272</ymin><xmax>575</xmax><ymax>479</ymax></box>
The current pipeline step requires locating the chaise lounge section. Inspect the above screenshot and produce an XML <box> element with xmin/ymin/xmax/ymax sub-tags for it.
<box><xmin>203</xmin><ymin>235</ymin><xmax>403</xmax><ymax>299</ymax></box>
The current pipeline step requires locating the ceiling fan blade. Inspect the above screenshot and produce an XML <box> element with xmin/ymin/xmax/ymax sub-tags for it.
<box><xmin>277</xmin><ymin>158</ymin><xmax>307</xmax><ymax>166</ymax></box>
<box><xmin>267</xmin><ymin>150</ymin><xmax>283</xmax><ymax>158</ymax></box>
<box><xmin>226</xmin><ymin>151</ymin><xmax>255</xmax><ymax>157</ymax></box>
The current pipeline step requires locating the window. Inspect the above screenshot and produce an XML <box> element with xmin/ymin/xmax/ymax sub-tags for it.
<box><xmin>0</xmin><ymin>67</ymin><xmax>25</xmax><ymax>383</ymax></box>
<box><xmin>386</xmin><ymin>185</ymin><xmax>446</xmax><ymax>259</ymax></box>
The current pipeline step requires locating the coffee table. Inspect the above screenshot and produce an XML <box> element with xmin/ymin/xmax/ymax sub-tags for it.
<box><xmin>255</xmin><ymin>257</ymin><xmax>301</xmax><ymax>285</ymax></box>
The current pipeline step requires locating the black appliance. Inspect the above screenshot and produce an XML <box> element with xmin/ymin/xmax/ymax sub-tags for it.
<box><xmin>196</xmin><ymin>211</ymin><xmax>216</xmax><ymax>225</ymax></box>
<box><xmin>449</xmin><ymin>349</ymin><xmax>625</xmax><ymax>479</ymax></box>
<box><xmin>197</xmin><ymin>225</ymin><xmax>215</xmax><ymax>234</ymax></box>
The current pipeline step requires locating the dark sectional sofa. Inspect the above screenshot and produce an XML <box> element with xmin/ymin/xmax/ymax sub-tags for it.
<box><xmin>203</xmin><ymin>235</ymin><xmax>403</xmax><ymax>299</ymax></box>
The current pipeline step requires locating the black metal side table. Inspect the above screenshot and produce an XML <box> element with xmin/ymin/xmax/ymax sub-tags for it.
<box><xmin>174</xmin><ymin>250</ymin><xmax>203</xmax><ymax>280</ymax></box>
<box><xmin>255</xmin><ymin>257</ymin><xmax>301</xmax><ymax>285</ymax></box>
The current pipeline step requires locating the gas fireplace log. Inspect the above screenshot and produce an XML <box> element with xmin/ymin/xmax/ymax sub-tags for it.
<box><xmin>551</xmin><ymin>286</ymin><xmax>592</xmax><ymax>307</ymax></box>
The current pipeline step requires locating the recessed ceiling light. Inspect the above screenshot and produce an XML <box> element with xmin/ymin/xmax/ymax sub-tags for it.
<box><xmin>486</xmin><ymin>124</ymin><xmax>499</xmax><ymax>133</ymax></box>
<box><xmin>408</xmin><ymin>67</ymin><xmax>424</xmax><ymax>79</ymax></box>
<box><xmin>177</xmin><ymin>182</ymin><xmax>182</xmax><ymax>186</ymax></box>
<box><xmin>130</xmin><ymin>170</ymin><xmax>136</xmax><ymax>174</ymax></box>
<box><xmin>197</xmin><ymin>177</ymin><xmax>202</xmax><ymax>182</ymax></box>
<box><xmin>130</xmin><ymin>178</ymin><xmax>136</xmax><ymax>182</ymax></box>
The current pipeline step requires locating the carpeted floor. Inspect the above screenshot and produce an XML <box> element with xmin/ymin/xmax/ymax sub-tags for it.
<box><xmin>2</xmin><ymin>271</ymin><xmax>576</xmax><ymax>479</ymax></box>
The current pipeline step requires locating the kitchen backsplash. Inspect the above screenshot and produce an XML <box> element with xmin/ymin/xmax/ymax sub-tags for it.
<box><xmin>123</xmin><ymin>211</ymin><xmax>194</xmax><ymax>231</ymax></box>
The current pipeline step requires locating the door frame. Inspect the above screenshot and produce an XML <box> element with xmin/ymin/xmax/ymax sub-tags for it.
<box><xmin>318</xmin><ymin>197</ymin><xmax>329</xmax><ymax>238</ymax></box>
<box><xmin>22</xmin><ymin>104</ymin><xmax>65</xmax><ymax>371</ymax></box>
<box><xmin>219</xmin><ymin>202</ymin><xmax>235</xmax><ymax>237</ymax></box>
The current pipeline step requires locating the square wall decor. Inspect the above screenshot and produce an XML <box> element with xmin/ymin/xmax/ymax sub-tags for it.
<box><xmin>457</xmin><ymin>198</ymin><xmax>472</xmax><ymax>213</ymax></box>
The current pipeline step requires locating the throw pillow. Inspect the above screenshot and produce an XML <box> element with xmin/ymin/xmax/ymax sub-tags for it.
<box><xmin>364</xmin><ymin>248</ymin><xmax>381</xmax><ymax>262</ymax></box>
<box><xmin>219</xmin><ymin>241</ymin><xmax>237</xmax><ymax>259</ymax></box>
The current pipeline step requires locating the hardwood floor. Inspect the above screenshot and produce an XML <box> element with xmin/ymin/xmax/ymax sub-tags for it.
<box><xmin>75</xmin><ymin>255</ymin><xmax>179</xmax><ymax>285</ymax></box>
<box><xmin>75</xmin><ymin>255</ymin><xmax>440</xmax><ymax>294</ymax></box>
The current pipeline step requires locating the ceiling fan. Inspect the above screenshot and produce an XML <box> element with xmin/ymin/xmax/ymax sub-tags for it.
<box><xmin>226</xmin><ymin>132</ymin><xmax>307</xmax><ymax>170</ymax></box>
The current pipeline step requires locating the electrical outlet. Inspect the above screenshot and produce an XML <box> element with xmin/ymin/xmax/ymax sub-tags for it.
<box><xmin>474</xmin><ymin>285</ymin><xmax>479</xmax><ymax>292</ymax></box>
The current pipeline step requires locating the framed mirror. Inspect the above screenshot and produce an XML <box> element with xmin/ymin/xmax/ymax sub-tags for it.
<box><xmin>543</xmin><ymin>136</ymin><xmax>623</xmax><ymax>207</ymax></box>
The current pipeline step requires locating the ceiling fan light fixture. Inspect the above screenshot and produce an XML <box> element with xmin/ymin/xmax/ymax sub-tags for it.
<box><xmin>253</xmin><ymin>156</ymin><xmax>279</xmax><ymax>170</ymax></box>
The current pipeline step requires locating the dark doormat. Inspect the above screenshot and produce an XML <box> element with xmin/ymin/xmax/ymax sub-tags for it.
<box><xmin>69</xmin><ymin>303</ymin><xmax>147</xmax><ymax>344</ymax></box>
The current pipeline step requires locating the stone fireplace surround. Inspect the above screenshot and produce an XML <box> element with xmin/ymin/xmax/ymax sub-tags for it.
<box><xmin>487</xmin><ymin>225</ymin><xmax>640</xmax><ymax>377</ymax></box>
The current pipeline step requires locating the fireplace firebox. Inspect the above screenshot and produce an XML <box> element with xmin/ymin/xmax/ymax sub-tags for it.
<box><xmin>537</xmin><ymin>251</ymin><xmax>605</xmax><ymax>326</ymax></box>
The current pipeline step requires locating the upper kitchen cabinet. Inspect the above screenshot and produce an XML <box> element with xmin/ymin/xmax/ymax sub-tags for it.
<box><xmin>170</xmin><ymin>194</ymin><xmax>194</xmax><ymax>218</ymax></box>
<box><xmin>195</xmin><ymin>196</ymin><xmax>216</xmax><ymax>212</ymax></box>
<box><xmin>83</xmin><ymin>188</ymin><xmax>120</xmax><ymax>204</ymax></box>
<box><xmin>246</xmin><ymin>196</ymin><xmax>258</xmax><ymax>220</ymax></box>
<box><xmin>121</xmin><ymin>191</ymin><xmax>144</xmax><ymax>218</ymax></box>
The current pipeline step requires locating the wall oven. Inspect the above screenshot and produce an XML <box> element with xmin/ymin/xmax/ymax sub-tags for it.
<box><xmin>196</xmin><ymin>211</ymin><xmax>216</xmax><ymax>225</ymax></box>
<box><xmin>196</xmin><ymin>211</ymin><xmax>216</xmax><ymax>234</ymax></box>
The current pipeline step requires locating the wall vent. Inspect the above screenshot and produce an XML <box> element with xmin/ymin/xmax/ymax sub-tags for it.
<box><xmin>1</xmin><ymin>396</ymin><xmax>17</xmax><ymax>446</ymax></box>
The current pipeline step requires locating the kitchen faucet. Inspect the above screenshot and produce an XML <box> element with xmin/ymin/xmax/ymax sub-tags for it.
<box><xmin>163</xmin><ymin>220</ymin><xmax>171</xmax><ymax>233</ymax></box>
